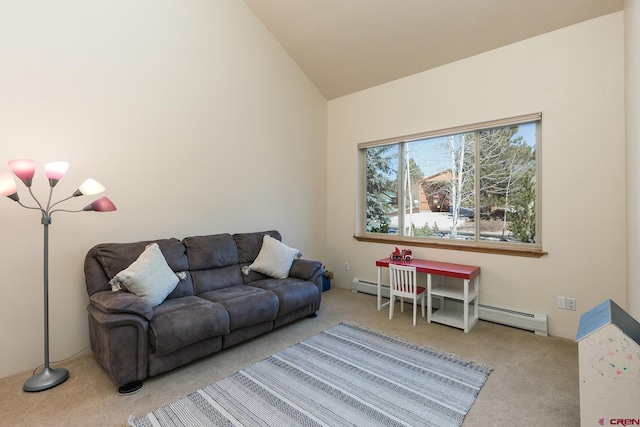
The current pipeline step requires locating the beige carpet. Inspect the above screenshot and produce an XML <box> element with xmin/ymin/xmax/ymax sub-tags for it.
<box><xmin>0</xmin><ymin>287</ymin><xmax>579</xmax><ymax>426</ymax></box>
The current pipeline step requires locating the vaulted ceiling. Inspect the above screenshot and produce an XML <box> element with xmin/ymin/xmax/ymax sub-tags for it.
<box><xmin>243</xmin><ymin>0</ymin><xmax>624</xmax><ymax>99</ymax></box>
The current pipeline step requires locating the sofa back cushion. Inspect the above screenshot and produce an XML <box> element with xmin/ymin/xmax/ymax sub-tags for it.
<box><xmin>84</xmin><ymin>238</ymin><xmax>194</xmax><ymax>298</ymax></box>
<box><xmin>233</xmin><ymin>230</ymin><xmax>282</xmax><ymax>263</ymax></box>
<box><xmin>233</xmin><ymin>230</ymin><xmax>284</xmax><ymax>283</ymax></box>
<box><xmin>183</xmin><ymin>233</ymin><xmax>244</xmax><ymax>294</ymax></box>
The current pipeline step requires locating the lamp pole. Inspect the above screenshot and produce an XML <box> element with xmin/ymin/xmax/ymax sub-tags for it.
<box><xmin>23</xmin><ymin>214</ymin><xmax>69</xmax><ymax>392</ymax></box>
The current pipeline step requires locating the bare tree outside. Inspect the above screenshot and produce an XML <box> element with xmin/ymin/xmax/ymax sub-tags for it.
<box><xmin>447</xmin><ymin>133</ymin><xmax>475</xmax><ymax>239</ymax></box>
<box><xmin>479</xmin><ymin>126</ymin><xmax>536</xmax><ymax>242</ymax></box>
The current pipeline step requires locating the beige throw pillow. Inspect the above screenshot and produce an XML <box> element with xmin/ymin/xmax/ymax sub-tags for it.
<box><xmin>109</xmin><ymin>243</ymin><xmax>179</xmax><ymax>307</ymax></box>
<box><xmin>248</xmin><ymin>235</ymin><xmax>300</xmax><ymax>279</ymax></box>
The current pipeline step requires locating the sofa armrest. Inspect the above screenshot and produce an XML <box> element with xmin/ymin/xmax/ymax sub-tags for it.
<box><xmin>89</xmin><ymin>291</ymin><xmax>153</xmax><ymax>321</ymax></box>
<box><xmin>289</xmin><ymin>259</ymin><xmax>323</xmax><ymax>282</ymax></box>
<box><xmin>290</xmin><ymin>259</ymin><xmax>324</xmax><ymax>313</ymax></box>
<box><xmin>87</xmin><ymin>304</ymin><xmax>149</xmax><ymax>387</ymax></box>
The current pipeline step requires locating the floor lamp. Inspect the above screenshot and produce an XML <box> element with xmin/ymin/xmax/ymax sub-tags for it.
<box><xmin>0</xmin><ymin>159</ymin><xmax>116</xmax><ymax>392</ymax></box>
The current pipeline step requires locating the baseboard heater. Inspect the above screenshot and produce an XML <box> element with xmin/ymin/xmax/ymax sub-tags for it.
<box><xmin>352</xmin><ymin>278</ymin><xmax>548</xmax><ymax>337</ymax></box>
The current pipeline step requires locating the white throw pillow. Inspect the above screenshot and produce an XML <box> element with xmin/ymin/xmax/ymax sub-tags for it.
<box><xmin>109</xmin><ymin>243</ymin><xmax>179</xmax><ymax>307</ymax></box>
<box><xmin>248</xmin><ymin>235</ymin><xmax>300</xmax><ymax>279</ymax></box>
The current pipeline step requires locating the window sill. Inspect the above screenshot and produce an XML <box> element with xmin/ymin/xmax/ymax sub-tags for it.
<box><xmin>353</xmin><ymin>235</ymin><xmax>547</xmax><ymax>258</ymax></box>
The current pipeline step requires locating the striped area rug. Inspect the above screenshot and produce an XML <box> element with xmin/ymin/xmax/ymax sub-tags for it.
<box><xmin>129</xmin><ymin>322</ymin><xmax>492</xmax><ymax>427</ymax></box>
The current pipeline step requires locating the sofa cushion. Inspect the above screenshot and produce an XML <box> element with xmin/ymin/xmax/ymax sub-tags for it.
<box><xmin>248</xmin><ymin>278</ymin><xmax>320</xmax><ymax>316</ymax></box>
<box><xmin>199</xmin><ymin>286</ymin><xmax>279</xmax><ymax>330</ymax></box>
<box><xmin>183</xmin><ymin>233</ymin><xmax>239</xmax><ymax>270</ymax></box>
<box><xmin>190</xmin><ymin>264</ymin><xmax>244</xmax><ymax>294</ymax></box>
<box><xmin>248</xmin><ymin>234</ymin><xmax>300</xmax><ymax>279</ymax></box>
<box><xmin>183</xmin><ymin>234</ymin><xmax>246</xmax><ymax>294</ymax></box>
<box><xmin>150</xmin><ymin>296</ymin><xmax>229</xmax><ymax>357</ymax></box>
<box><xmin>109</xmin><ymin>243</ymin><xmax>180</xmax><ymax>307</ymax></box>
<box><xmin>233</xmin><ymin>230</ymin><xmax>281</xmax><ymax>264</ymax></box>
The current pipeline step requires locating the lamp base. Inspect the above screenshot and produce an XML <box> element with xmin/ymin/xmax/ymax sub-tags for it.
<box><xmin>23</xmin><ymin>367</ymin><xmax>69</xmax><ymax>392</ymax></box>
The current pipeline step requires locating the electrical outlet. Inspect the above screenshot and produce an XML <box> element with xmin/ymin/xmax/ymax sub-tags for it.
<box><xmin>567</xmin><ymin>298</ymin><xmax>576</xmax><ymax>311</ymax></box>
<box><xmin>556</xmin><ymin>296</ymin><xmax>566</xmax><ymax>309</ymax></box>
<box><xmin>344</xmin><ymin>263</ymin><xmax>350</xmax><ymax>271</ymax></box>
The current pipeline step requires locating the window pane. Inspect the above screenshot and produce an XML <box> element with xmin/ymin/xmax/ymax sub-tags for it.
<box><xmin>478</xmin><ymin>123</ymin><xmax>536</xmax><ymax>243</ymax></box>
<box><xmin>365</xmin><ymin>145</ymin><xmax>398</xmax><ymax>234</ymax></box>
<box><xmin>403</xmin><ymin>133</ymin><xmax>475</xmax><ymax>240</ymax></box>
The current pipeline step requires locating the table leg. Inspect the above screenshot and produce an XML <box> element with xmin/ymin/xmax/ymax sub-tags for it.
<box><xmin>463</xmin><ymin>279</ymin><xmax>469</xmax><ymax>333</ymax></box>
<box><xmin>474</xmin><ymin>276</ymin><xmax>479</xmax><ymax>323</ymax></box>
<box><xmin>427</xmin><ymin>273</ymin><xmax>432</xmax><ymax>324</ymax></box>
<box><xmin>377</xmin><ymin>266</ymin><xmax>382</xmax><ymax>311</ymax></box>
<box><xmin>376</xmin><ymin>266</ymin><xmax>391</xmax><ymax>311</ymax></box>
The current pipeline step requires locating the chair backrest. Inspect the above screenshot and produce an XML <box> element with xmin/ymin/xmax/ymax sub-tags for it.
<box><xmin>389</xmin><ymin>264</ymin><xmax>418</xmax><ymax>295</ymax></box>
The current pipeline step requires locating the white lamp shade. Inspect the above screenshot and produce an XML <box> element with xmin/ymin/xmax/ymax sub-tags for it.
<box><xmin>77</xmin><ymin>179</ymin><xmax>105</xmax><ymax>196</ymax></box>
<box><xmin>44</xmin><ymin>161</ymin><xmax>69</xmax><ymax>180</ymax></box>
<box><xmin>0</xmin><ymin>172</ymin><xmax>17</xmax><ymax>196</ymax></box>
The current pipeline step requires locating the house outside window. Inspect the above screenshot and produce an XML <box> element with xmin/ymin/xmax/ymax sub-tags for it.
<box><xmin>358</xmin><ymin>113</ymin><xmax>542</xmax><ymax>255</ymax></box>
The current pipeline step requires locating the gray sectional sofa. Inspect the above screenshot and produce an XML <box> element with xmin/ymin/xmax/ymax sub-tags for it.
<box><xmin>84</xmin><ymin>230</ymin><xmax>323</xmax><ymax>394</ymax></box>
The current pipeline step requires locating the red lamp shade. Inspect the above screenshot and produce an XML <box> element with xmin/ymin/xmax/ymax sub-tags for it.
<box><xmin>8</xmin><ymin>159</ymin><xmax>36</xmax><ymax>187</ymax></box>
<box><xmin>83</xmin><ymin>196</ymin><xmax>117</xmax><ymax>212</ymax></box>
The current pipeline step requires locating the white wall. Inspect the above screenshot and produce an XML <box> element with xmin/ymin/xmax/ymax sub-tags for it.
<box><xmin>327</xmin><ymin>12</ymin><xmax>626</xmax><ymax>339</ymax></box>
<box><xmin>0</xmin><ymin>0</ymin><xmax>327</xmax><ymax>379</ymax></box>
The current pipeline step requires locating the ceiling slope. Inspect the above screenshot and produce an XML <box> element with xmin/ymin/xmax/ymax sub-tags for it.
<box><xmin>244</xmin><ymin>0</ymin><xmax>624</xmax><ymax>99</ymax></box>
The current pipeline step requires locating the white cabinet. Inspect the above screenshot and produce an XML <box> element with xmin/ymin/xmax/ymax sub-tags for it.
<box><xmin>427</xmin><ymin>275</ymin><xmax>479</xmax><ymax>333</ymax></box>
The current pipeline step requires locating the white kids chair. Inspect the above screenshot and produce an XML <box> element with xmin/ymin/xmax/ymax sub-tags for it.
<box><xmin>389</xmin><ymin>264</ymin><xmax>426</xmax><ymax>326</ymax></box>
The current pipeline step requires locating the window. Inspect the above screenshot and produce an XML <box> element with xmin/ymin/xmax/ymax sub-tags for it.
<box><xmin>357</xmin><ymin>114</ymin><xmax>542</xmax><ymax>256</ymax></box>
